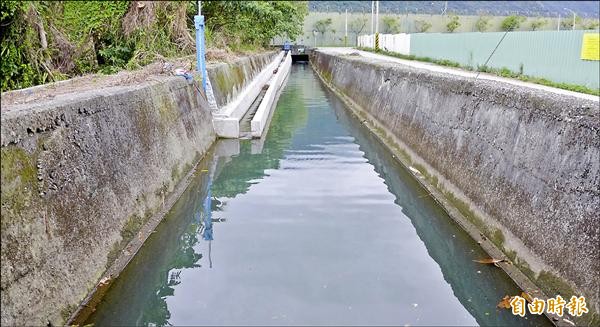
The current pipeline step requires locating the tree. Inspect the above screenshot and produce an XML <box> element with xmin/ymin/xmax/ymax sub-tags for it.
<box><xmin>349</xmin><ymin>16</ymin><xmax>368</xmax><ymax>43</ymax></box>
<box><xmin>415</xmin><ymin>19</ymin><xmax>432</xmax><ymax>33</ymax></box>
<box><xmin>204</xmin><ymin>1</ymin><xmax>309</xmax><ymax>47</ymax></box>
<box><xmin>561</xmin><ymin>15</ymin><xmax>582</xmax><ymax>30</ymax></box>
<box><xmin>382</xmin><ymin>16</ymin><xmax>400</xmax><ymax>33</ymax></box>
<box><xmin>582</xmin><ymin>19</ymin><xmax>600</xmax><ymax>30</ymax></box>
<box><xmin>446</xmin><ymin>15</ymin><xmax>460</xmax><ymax>32</ymax></box>
<box><xmin>529</xmin><ymin>18</ymin><xmax>547</xmax><ymax>31</ymax></box>
<box><xmin>475</xmin><ymin>16</ymin><xmax>490</xmax><ymax>32</ymax></box>
<box><xmin>501</xmin><ymin>15</ymin><xmax>526</xmax><ymax>31</ymax></box>
<box><xmin>314</xmin><ymin>17</ymin><xmax>332</xmax><ymax>45</ymax></box>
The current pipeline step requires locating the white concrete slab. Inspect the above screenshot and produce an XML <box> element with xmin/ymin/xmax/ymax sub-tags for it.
<box><xmin>251</xmin><ymin>53</ymin><xmax>292</xmax><ymax>138</ymax></box>
<box><xmin>213</xmin><ymin>52</ymin><xmax>285</xmax><ymax>138</ymax></box>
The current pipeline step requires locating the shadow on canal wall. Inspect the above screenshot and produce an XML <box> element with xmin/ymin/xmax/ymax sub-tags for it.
<box><xmin>310</xmin><ymin>50</ymin><xmax>600</xmax><ymax>317</ymax></box>
<box><xmin>0</xmin><ymin>52</ymin><xmax>274</xmax><ymax>326</ymax></box>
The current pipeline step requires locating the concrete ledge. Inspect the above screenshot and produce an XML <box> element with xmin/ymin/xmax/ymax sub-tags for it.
<box><xmin>213</xmin><ymin>52</ymin><xmax>285</xmax><ymax>138</ymax></box>
<box><xmin>212</xmin><ymin>117</ymin><xmax>240</xmax><ymax>139</ymax></box>
<box><xmin>251</xmin><ymin>53</ymin><xmax>292</xmax><ymax>138</ymax></box>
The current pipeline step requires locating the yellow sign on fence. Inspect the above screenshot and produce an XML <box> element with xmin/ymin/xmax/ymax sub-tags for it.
<box><xmin>580</xmin><ymin>33</ymin><xmax>600</xmax><ymax>61</ymax></box>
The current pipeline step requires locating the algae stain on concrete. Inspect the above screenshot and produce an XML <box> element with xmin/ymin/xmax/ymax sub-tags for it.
<box><xmin>0</xmin><ymin>146</ymin><xmax>38</xmax><ymax>219</ymax></box>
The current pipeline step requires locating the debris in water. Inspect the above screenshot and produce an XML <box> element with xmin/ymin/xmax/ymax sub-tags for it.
<box><xmin>409</xmin><ymin>166</ymin><xmax>421</xmax><ymax>175</ymax></box>
<box><xmin>497</xmin><ymin>295</ymin><xmax>513</xmax><ymax>309</ymax></box>
<box><xmin>98</xmin><ymin>276</ymin><xmax>111</xmax><ymax>286</ymax></box>
<box><xmin>473</xmin><ymin>258</ymin><xmax>508</xmax><ymax>267</ymax></box>
<box><xmin>521</xmin><ymin>292</ymin><xmax>533</xmax><ymax>303</ymax></box>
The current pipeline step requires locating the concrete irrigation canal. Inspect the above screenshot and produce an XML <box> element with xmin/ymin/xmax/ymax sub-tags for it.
<box><xmin>1</xmin><ymin>49</ymin><xmax>598</xmax><ymax>326</ymax></box>
<box><xmin>84</xmin><ymin>64</ymin><xmax>552</xmax><ymax>326</ymax></box>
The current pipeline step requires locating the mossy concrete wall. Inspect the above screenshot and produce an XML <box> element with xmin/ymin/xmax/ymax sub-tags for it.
<box><xmin>311</xmin><ymin>50</ymin><xmax>600</xmax><ymax>312</ymax></box>
<box><xmin>208</xmin><ymin>51</ymin><xmax>277</xmax><ymax>108</ymax></box>
<box><xmin>0</xmin><ymin>76</ymin><xmax>216</xmax><ymax>325</ymax></box>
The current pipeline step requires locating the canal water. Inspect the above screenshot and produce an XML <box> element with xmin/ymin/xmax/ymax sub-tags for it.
<box><xmin>87</xmin><ymin>65</ymin><xmax>550</xmax><ymax>326</ymax></box>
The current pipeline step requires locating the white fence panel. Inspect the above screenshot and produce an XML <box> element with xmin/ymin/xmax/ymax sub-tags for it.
<box><xmin>358</xmin><ymin>34</ymin><xmax>411</xmax><ymax>55</ymax></box>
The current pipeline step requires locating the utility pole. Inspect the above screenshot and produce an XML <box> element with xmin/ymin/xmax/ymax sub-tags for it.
<box><xmin>565</xmin><ymin>8</ymin><xmax>576</xmax><ymax>30</ymax></box>
<box><xmin>375</xmin><ymin>1</ymin><xmax>379</xmax><ymax>51</ymax></box>
<box><xmin>371</xmin><ymin>1</ymin><xmax>374</xmax><ymax>35</ymax></box>
<box><xmin>345</xmin><ymin>9</ymin><xmax>348</xmax><ymax>47</ymax></box>
<box><xmin>557</xmin><ymin>13</ymin><xmax>561</xmax><ymax>31</ymax></box>
<box><xmin>375</xmin><ymin>1</ymin><xmax>379</xmax><ymax>33</ymax></box>
<box><xmin>194</xmin><ymin>1</ymin><xmax>207</xmax><ymax>91</ymax></box>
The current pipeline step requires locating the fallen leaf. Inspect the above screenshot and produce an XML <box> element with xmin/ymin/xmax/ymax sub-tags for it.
<box><xmin>98</xmin><ymin>276</ymin><xmax>111</xmax><ymax>286</ymax></box>
<box><xmin>521</xmin><ymin>292</ymin><xmax>533</xmax><ymax>303</ymax></box>
<box><xmin>473</xmin><ymin>258</ymin><xmax>508</xmax><ymax>267</ymax></box>
<box><xmin>409</xmin><ymin>166</ymin><xmax>421</xmax><ymax>175</ymax></box>
<box><xmin>563</xmin><ymin>318</ymin><xmax>575</xmax><ymax>326</ymax></box>
<box><xmin>497</xmin><ymin>295</ymin><xmax>513</xmax><ymax>309</ymax></box>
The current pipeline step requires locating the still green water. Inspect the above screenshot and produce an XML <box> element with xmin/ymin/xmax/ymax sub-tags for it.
<box><xmin>87</xmin><ymin>65</ymin><xmax>550</xmax><ymax>326</ymax></box>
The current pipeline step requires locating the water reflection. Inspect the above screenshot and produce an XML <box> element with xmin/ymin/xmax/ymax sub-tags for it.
<box><xmin>87</xmin><ymin>65</ymin><xmax>550</xmax><ymax>326</ymax></box>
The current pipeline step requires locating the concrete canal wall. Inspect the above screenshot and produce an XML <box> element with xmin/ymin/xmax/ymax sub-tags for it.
<box><xmin>311</xmin><ymin>50</ymin><xmax>600</xmax><ymax>312</ymax></box>
<box><xmin>0</xmin><ymin>52</ymin><xmax>274</xmax><ymax>326</ymax></box>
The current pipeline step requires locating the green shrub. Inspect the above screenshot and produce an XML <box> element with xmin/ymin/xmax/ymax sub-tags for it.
<box><xmin>415</xmin><ymin>19</ymin><xmax>432</xmax><ymax>33</ymax></box>
<box><xmin>475</xmin><ymin>16</ymin><xmax>490</xmax><ymax>32</ymax></box>
<box><xmin>501</xmin><ymin>15</ymin><xmax>525</xmax><ymax>31</ymax></box>
<box><xmin>446</xmin><ymin>15</ymin><xmax>461</xmax><ymax>33</ymax></box>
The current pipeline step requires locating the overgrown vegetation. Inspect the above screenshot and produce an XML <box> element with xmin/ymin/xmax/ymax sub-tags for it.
<box><xmin>358</xmin><ymin>47</ymin><xmax>600</xmax><ymax>96</ymax></box>
<box><xmin>0</xmin><ymin>1</ymin><xmax>308</xmax><ymax>92</ymax></box>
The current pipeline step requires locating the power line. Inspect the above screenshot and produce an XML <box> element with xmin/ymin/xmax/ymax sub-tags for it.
<box><xmin>474</xmin><ymin>30</ymin><xmax>510</xmax><ymax>81</ymax></box>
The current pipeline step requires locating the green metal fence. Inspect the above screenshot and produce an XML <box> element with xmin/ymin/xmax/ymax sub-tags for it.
<box><xmin>410</xmin><ymin>30</ymin><xmax>599</xmax><ymax>88</ymax></box>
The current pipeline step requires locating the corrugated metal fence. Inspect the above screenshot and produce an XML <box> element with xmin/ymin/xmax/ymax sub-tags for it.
<box><xmin>360</xmin><ymin>30</ymin><xmax>599</xmax><ymax>88</ymax></box>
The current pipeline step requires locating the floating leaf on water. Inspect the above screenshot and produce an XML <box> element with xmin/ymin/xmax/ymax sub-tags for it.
<box><xmin>497</xmin><ymin>295</ymin><xmax>513</xmax><ymax>309</ymax></box>
<box><xmin>98</xmin><ymin>276</ymin><xmax>111</xmax><ymax>286</ymax></box>
<box><xmin>521</xmin><ymin>292</ymin><xmax>533</xmax><ymax>303</ymax></box>
<box><xmin>473</xmin><ymin>258</ymin><xmax>507</xmax><ymax>267</ymax></box>
<box><xmin>409</xmin><ymin>166</ymin><xmax>421</xmax><ymax>175</ymax></box>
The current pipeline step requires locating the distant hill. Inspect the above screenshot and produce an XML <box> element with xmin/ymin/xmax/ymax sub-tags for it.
<box><xmin>309</xmin><ymin>1</ymin><xmax>600</xmax><ymax>18</ymax></box>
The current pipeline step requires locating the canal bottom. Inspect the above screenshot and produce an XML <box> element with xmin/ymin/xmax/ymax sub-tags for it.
<box><xmin>86</xmin><ymin>64</ymin><xmax>551</xmax><ymax>326</ymax></box>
